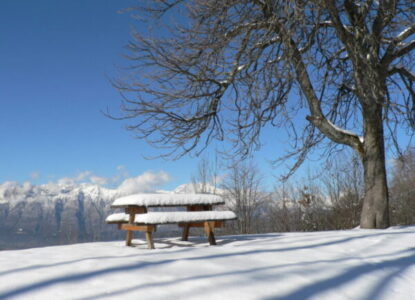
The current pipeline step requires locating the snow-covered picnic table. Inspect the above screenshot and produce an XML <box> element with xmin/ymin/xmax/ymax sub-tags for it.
<box><xmin>106</xmin><ymin>193</ymin><xmax>236</xmax><ymax>249</ymax></box>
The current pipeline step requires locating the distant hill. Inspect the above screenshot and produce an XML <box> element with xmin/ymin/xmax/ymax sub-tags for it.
<box><xmin>0</xmin><ymin>181</ymin><xmax>122</xmax><ymax>250</ymax></box>
<box><xmin>0</xmin><ymin>180</ymin><xmax>221</xmax><ymax>250</ymax></box>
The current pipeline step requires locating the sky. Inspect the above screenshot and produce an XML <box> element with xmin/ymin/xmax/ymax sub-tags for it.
<box><xmin>0</xmin><ymin>0</ymin><xmax>193</xmax><ymax>188</ymax></box>
<box><xmin>1</xmin><ymin>1</ymin><xmax>411</xmax><ymax>192</ymax></box>
<box><xmin>0</xmin><ymin>0</ymin><xmax>289</xmax><ymax>190</ymax></box>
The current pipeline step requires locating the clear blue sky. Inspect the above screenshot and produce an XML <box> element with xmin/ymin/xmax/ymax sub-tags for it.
<box><xmin>0</xmin><ymin>0</ymin><xmax>175</xmax><ymax>187</ymax></box>
<box><xmin>0</xmin><ymin>0</ymin><xmax>291</xmax><ymax>189</ymax></box>
<box><xmin>1</xmin><ymin>1</ymin><xmax>410</xmax><ymax>190</ymax></box>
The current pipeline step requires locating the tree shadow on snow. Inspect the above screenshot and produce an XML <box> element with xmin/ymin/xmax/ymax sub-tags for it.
<box><xmin>0</xmin><ymin>230</ymin><xmax>412</xmax><ymax>299</ymax></box>
<box><xmin>0</xmin><ymin>254</ymin><xmax>139</xmax><ymax>278</ymax></box>
<box><xmin>263</xmin><ymin>249</ymin><xmax>415</xmax><ymax>300</ymax></box>
<box><xmin>0</xmin><ymin>243</ymin><xmax>196</xmax><ymax>278</ymax></box>
<box><xmin>77</xmin><ymin>248</ymin><xmax>415</xmax><ymax>300</ymax></box>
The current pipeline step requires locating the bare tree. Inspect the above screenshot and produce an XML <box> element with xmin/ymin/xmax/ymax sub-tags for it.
<box><xmin>268</xmin><ymin>183</ymin><xmax>305</xmax><ymax>232</ymax></box>
<box><xmin>113</xmin><ymin>1</ymin><xmax>415</xmax><ymax>228</ymax></box>
<box><xmin>322</xmin><ymin>152</ymin><xmax>364</xmax><ymax>228</ymax></box>
<box><xmin>267</xmin><ymin>179</ymin><xmax>329</xmax><ymax>232</ymax></box>
<box><xmin>390</xmin><ymin>147</ymin><xmax>415</xmax><ymax>225</ymax></box>
<box><xmin>221</xmin><ymin>161</ymin><xmax>268</xmax><ymax>234</ymax></box>
<box><xmin>191</xmin><ymin>157</ymin><xmax>219</xmax><ymax>194</ymax></box>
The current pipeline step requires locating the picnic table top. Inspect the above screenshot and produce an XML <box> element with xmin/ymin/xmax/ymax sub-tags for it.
<box><xmin>111</xmin><ymin>193</ymin><xmax>225</xmax><ymax>208</ymax></box>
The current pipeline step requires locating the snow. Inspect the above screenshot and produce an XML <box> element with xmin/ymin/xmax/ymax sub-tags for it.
<box><xmin>106</xmin><ymin>213</ymin><xmax>130</xmax><ymax>223</ymax></box>
<box><xmin>170</xmin><ymin>182</ymin><xmax>223</xmax><ymax>194</ymax></box>
<box><xmin>106</xmin><ymin>211</ymin><xmax>237</xmax><ymax>224</ymax></box>
<box><xmin>112</xmin><ymin>193</ymin><xmax>224</xmax><ymax>207</ymax></box>
<box><xmin>1</xmin><ymin>226</ymin><xmax>415</xmax><ymax>299</ymax></box>
<box><xmin>396</xmin><ymin>26</ymin><xmax>415</xmax><ymax>42</ymax></box>
<box><xmin>327</xmin><ymin>120</ymin><xmax>363</xmax><ymax>142</ymax></box>
<box><xmin>237</xmin><ymin>64</ymin><xmax>245</xmax><ymax>71</ymax></box>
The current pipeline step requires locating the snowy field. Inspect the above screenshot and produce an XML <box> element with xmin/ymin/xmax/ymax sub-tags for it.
<box><xmin>0</xmin><ymin>226</ymin><xmax>414</xmax><ymax>300</ymax></box>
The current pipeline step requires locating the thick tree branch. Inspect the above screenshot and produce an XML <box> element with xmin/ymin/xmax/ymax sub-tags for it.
<box><xmin>373</xmin><ymin>0</ymin><xmax>397</xmax><ymax>38</ymax></box>
<box><xmin>388</xmin><ymin>66</ymin><xmax>415</xmax><ymax>81</ymax></box>
<box><xmin>274</xmin><ymin>23</ymin><xmax>363</xmax><ymax>154</ymax></box>
<box><xmin>382</xmin><ymin>23</ymin><xmax>415</xmax><ymax>66</ymax></box>
<box><xmin>393</xmin><ymin>24</ymin><xmax>415</xmax><ymax>43</ymax></box>
<box><xmin>323</xmin><ymin>1</ymin><xmax>349</xmax><ymax>42</ymax></box>
<box><xmin>393</xmin><ymin>39</ymin><xmax>415</xmax><ymax>59</ymax></box>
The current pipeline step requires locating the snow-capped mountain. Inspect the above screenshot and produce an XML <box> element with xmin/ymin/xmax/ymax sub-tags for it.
<box><xmin>171</xmin><ymin>182</ymin><xmax>223</xmax><ymax>194</ymax></box>
<box><xmin>0</xmin><ymin>180</ymin><xmax>123</xmax><ymax>250</ymax></box>
<box><xmin>0</xmin><ymin>177</ymin><xmax>223</xmax><ymax>250</ymax></box>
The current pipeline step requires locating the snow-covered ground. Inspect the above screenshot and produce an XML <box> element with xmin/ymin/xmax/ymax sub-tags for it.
<box><xmin>0</xmin><ymin>226</ymin><xmax>414</xmax><ymax>300</ymax></box>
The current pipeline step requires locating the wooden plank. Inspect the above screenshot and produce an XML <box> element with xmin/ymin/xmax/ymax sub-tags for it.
<box><xmin>106</xmin><ymin>220</ymin><xmax>127</xmax><ymax>224</ymax></box>
<box><xmin>179</xmin><ymin>222</ymin><xmax>203</xmax><ymax>228</ymax></box>
<box><xmin>113</xmin><ymin>203</ymin><xmax>225</xmax><ymax>208</ymax></box>
<box><xmin>125</xmin><ymin>206</ymin><xmax>147</xmax><ymax>214</ymax></box>
<box><xmin>178</xmin><ymin>221</ymin><xmax>223</xmax><ymax>228</ymax></box>
<box><xmin>186</xmin><ymin>205</ymin><xmax>212</xmax><ymax>211</ymax></box>
<box><xmin>213</xmin><ymin>221</ymin><xmax>223</xmax><ymax>227</ymax></box>
<box><xmin>121</xmin><ymin>224</ymin><xmax>155</xmax><ymax>232</ymax></box>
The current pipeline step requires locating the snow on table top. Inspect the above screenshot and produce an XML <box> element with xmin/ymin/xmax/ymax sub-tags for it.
<box><xmin>111</xmin><ymin>193</ymin><xmax>224</xmax><ymax>207</ymax></box>
<box><xmin>106</xmin><ymin>211</ymin><xmax>236</xmax><ymax>224</ymax></box>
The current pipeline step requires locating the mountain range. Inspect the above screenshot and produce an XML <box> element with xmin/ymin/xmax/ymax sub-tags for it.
<box><xmin>0</xmin><ymin>180</ymin><xmax>216</xmax><ymax>250</ymax></box>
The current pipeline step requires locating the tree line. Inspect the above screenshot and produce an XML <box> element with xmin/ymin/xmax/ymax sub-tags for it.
<box><xmin>1</xmin><ymin>148</ymin><xmax>412</xmax><ymax>250</ymax></box>
<box><xmin>192</xmin><ymin>148</ymin><xmax>415</xmax><ymax>235</ymax></box>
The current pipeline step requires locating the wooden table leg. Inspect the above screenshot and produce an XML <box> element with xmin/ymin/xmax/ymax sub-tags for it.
<box><xmin>181</xmin><ymin>224</ymin><xmax>190</xmax><ymax>241</ymax></box>
<box><xmin>126</xmin><ymin>230</ymin><xmax>133</xmax><ymax>246</ymax></box>
<box><xmin>145</xmin><ymin>231</ymin><xmax>155</xmax><ymax>249</ymax></box>
<box><xmin>126</xmin><ymin>211</ymin><xmax>136</xmax><ymax>246</ymax></box>
<box><xmin>204</xmin><ymin>221</ymin><xmax>216</xmax><ymax>245</ymax></box>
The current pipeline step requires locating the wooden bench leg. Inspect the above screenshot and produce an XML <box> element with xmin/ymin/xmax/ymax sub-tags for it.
<box><xmin>204</xmin><ymin>221</ymin><xmax>216</xmax><ymax>245</ymax></box>
<box><xmin>126</xmin><ymin>230</ymin><xmax>133</xmax><ymax>246</ymax></box>
<box><xmin>126</xmin><ymin>211</ymin><xmax>136</xmax><ymax>246</ymax></box>
<box><xmin>145</xmin><ymin>231</ymin><xmax>155</xmax><ymax>249</ymax></box>
<box><xmin>181</xmin><ymin>224</ymin><xmax>190</xmax><ymax>241</ymax></box>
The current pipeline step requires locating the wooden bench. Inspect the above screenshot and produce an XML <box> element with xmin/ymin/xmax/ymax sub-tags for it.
<box><xmin>106</xmin><ymin>193</ymin><xmax>236</xmax><ymax>249</ymax></box>
<box><xmin>106</xmin><ymin>210</ymin><xmax>236</xmax><ymax>249</ymax></box>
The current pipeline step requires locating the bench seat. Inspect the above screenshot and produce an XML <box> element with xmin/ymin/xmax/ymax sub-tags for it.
<box><xmin>106</xmin><ymin>211</ymin><xmax>236</xmax><ymax>224</ymax></box>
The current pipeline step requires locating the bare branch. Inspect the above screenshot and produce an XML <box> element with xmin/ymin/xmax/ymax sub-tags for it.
<box><xmin>393</xmin><ymin>23</ymin><xmax>415</xmax><ymax>43</ymax></box>
<box><xmin>373</xmin><ymin>0</ymin><xmax>397</xmax><ymax>38</ymax></box>
<box><xmin>382</xmin><ymin>23</ymin><xmax>415</xmax><ymax>65</ymax></box>
<box><xmin>388</xmin><ymin>66</ymin><xmax>415</xmax><ymax>81</ymax></box>
<box><xmin>112</xmin><ymin>1</ymin><xmax>413</xmax><ymax>210</ymax></box>
<box><xmin>393</xmin><ymin>39</ymin><xmax>415</xmax><ymax>59</ymax></box>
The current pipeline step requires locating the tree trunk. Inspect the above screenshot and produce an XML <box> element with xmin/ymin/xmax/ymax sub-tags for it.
<box><xmin>360</xmin><ymin>105</ymin><xmax>389</xmax><ymax>229</ymax></box>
